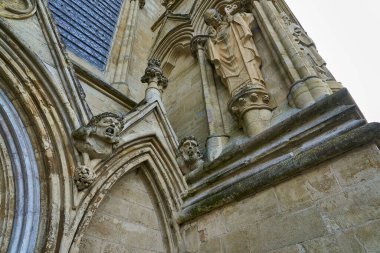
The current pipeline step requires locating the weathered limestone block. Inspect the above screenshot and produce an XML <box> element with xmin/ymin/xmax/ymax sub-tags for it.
<box><xmin>177</xmin><ymin>136</ymin><xmax>204</xmax><ymax>175</ymax></box>
<box><xmin>203</xmin><ymin>4</ymin><xmax>272</xmax><ymax>137</ymax></box>
<box><xmin>72</xmin><ymin>112</ymin><xmax>124</xmax><ymax>190</ymax></box>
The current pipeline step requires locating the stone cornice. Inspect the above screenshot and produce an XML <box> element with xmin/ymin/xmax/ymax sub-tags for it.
<box><xmin>177</xmin><ymin>89</ymin><xmax>379</xmax><ymax>223</ymax></box>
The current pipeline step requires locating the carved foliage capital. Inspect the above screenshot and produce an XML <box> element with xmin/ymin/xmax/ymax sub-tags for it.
<box><xmin>0</xmin><ymin>0</ymin><xmax>37</xmax><ymax>19</ymax></box>
<box><xmin>190</xmin><ymin>35</ymin><xmax>210</xmax><ymax>56</ymax></box>
<box><xmin>141</xmin><ymin>59</ymin><xmax>168</xmax><ymax>89</ymax></box>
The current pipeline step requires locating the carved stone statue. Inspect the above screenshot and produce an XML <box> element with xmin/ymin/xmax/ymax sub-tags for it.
<box><xmin>203</xmin><ymin>5</ymin><xmax>272</xmax><ymax>136</ymax></box>
<box><xmin>72</xmin><ymin>112</ymin><xmax>124</xmax><ymax>190</ymax></box>
<box><xmin>177</xmin><ymin>136</ymin><xmax>204</xmax><ymax>175</ymax></box>
<box><xmin>204</xmin><ymin>5</ymin><xmax>264</xmax><ymax>94</ymax></box>
<box><xmin>281</xmin><ymin>13</ymin><xmax>333</xmax><ymax>82</ymax></box>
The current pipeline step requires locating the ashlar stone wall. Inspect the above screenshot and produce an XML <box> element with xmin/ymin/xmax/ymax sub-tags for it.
<box><xmin>163</xmin><ymin>52</ymin><xmax>209</xmax><ymax>150</ymax></box>
<box><xmin>127</xmin><ymin>0</ymin><xmax>165</xmax><ymax>101</ymax></box>
<box><xmin>80</xmin><ymin>169</ymin><xmax>169</xmax><ymax>253</ymax></box>
<box><xmin>181</xmin><ymin>144</ymin><xmax>380</xmax><ymax>253</ymax></box>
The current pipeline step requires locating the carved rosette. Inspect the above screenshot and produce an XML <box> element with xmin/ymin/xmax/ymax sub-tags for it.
<box><xmin>0</xmin><ymin>0</ymin><xmax>37</xmax><ymax>19</ymax></box>
<box><xmin>141</xmin><ymin>59</ymin><xmax>168</xmax><ymax>90</ymax></box>
<box><xmin>228</xmin><ymin>84</ymin><xmax>271</xmax><ymax>120</ymax></box>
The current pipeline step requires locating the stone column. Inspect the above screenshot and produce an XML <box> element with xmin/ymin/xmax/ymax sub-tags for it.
<box><xmin>106</xmin><ymin>0</ymin><xmax>139</xmax><ymax>92</ymax></box>
<box><xmin>191</xmin><ymin>35</ymin><xmax>229</xmax><ymax>160</ymax></box>
<box><xmin>141</xmin><ymin>59</ymin><xmax>168</xmax><ymax>102</ymax></box>
<box><xmin>252</xmin><ymin>0</ymin><xmax>334</xmax><ymax>108</ymax></box>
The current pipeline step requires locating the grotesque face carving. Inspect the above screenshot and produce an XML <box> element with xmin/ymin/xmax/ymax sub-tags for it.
<box><xmin>179</xmin><ymin>136</ymin><xmax>203</xmax><ymax>165</ymax></box>
<box><xmin>87</xmin><ymin>112</ymin><xmax>124</xmax><ymax>144</ymax></box>
<box><xmin>93</xmin><ymin>116</ymin><xmax>122</xmax><ymax>143</ymax></box>
<box><xmin>72</xmin><ymin>112</ymin><xmax>124</xmax><ymax>160</ymax></box>
<box><xmin>204</xmin><ymin>9</ymin><xmax>222</xmax><ymax>29</ymax></box>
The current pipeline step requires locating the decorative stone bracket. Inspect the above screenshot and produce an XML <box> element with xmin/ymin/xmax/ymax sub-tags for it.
<box><xmin>229</xmin><ymin>84</ymin><xmax>271</xmax><ymax>119</ymax></box>
<box><xmin>72</xmin><ymin>112</ymin><xmax>124</xmax><ymax>190</ymax></box>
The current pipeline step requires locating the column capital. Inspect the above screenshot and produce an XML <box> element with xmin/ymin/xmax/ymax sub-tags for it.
<box><xmin>228</xmin><ymin>84</ymin><xmax>271</xmax><ymax>120</ymax></box>
<box><xmin>190</xmin><ymin>35</ymin><xmax>210</xmax><ymax>56</ymax></box>
<box><xmin>141</xmin><ymin>59</ymin><xmax>168</xmax><ymax>89</ymax></box>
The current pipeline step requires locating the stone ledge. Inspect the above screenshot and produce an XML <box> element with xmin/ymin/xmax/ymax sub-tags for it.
<box><xmin>185</xmin><ymin>89</ymin><xmax>362</xmax><ymax>185</ymax></box>
<box><xmin>177</xmin><ymin>89</ymin><xmax>380</xmax><ymax>224</ymax></box>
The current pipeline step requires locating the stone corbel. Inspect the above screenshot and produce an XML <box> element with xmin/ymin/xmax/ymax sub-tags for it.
<box><xmin>72</xmin><ymin>112</ymin><xmax>124</xmax><ymax>191</ymax></box>
<box><xmin>228</xmin><ymin>84</ymin><xmax>272</xmax><ymax>136</ymax></box>
<box><xmin>177</xmin><ymin>136</ymin><xmax>204</xmax><ymax>175</ymax></box>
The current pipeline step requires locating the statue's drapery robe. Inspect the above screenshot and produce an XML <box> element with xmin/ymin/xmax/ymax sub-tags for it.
<box><xmin>205</xmin><ymin>13</ymin><xmax>264</xmax><ymax>94</ymax></box>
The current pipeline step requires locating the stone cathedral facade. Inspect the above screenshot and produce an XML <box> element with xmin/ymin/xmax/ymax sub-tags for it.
<box><xmin>0</xmin><ymin>0</ymin><xmax>379</xmax><ymax>252</ymax></box>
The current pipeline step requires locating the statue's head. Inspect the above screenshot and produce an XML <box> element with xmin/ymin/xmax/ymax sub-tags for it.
<box><xmin>87</xmin><ymin>112</ymin><xmax>124</xmax><ymax>143</ymax></box>
<box><xmin>179</xmin><ymin>136</ymin><xmax>203</xmax><ymax>165</ymax></box>
<box><xmin>280</xmin><ymin>12</ymin><xmax>291</xmax><ymax>25</ymax></box>
<box><xmin>204</xmin><ymin>9</ymin><xmax>222</xmax><ymax>29</ymax></box>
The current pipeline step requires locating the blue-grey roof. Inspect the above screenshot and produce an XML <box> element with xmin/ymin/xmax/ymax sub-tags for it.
<box><xmin>48</xmin><ymin>0</ymin><xmax>123</xmax><ymax>70</ymax></box>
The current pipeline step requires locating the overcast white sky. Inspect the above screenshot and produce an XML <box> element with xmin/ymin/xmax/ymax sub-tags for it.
<box><xmin>285</xmin><ymin>0</ymin><xmax>380</xmax><ymax>123</ymax></box>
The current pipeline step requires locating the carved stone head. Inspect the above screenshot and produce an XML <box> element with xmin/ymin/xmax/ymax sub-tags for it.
<box><xmin>72</xmin><ymin>112</ymin><xmax>124</xmax><ymax>160</ymax></box>
<box><xmin>203</xmin><ymin>9</ymin><xmax>223</xmax><ymax>29</ymax></box>
<box><xmin>87</xmin><ymin>112</ymin><xmax>124</xmax><ymax>144</ymax></box>
<box><xmin>179</xmin><ymin>136</ymin><xmax>203</xmax><ymax>164</ymax></box>
<box><xmin>178</xmin><ymin>136</ymin><xmax>204</xmax><ymax>175</ymax></box>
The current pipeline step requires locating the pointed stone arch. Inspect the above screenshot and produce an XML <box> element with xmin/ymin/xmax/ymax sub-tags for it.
<box><xmin>69</xmin><ymin>134</ymin><xmax>185</xmax><ymax>252</ymax></box>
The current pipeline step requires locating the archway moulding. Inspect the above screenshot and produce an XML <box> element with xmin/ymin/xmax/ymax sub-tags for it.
<box><xmin>67</xmin><ymin>100</ymin><xmax>187</xmax><ymax>252</ymax></box>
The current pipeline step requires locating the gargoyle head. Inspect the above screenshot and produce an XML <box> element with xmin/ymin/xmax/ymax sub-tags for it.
<box><xmin>87</xmin><ymin>112</ymin><xmax>124</xmax><ymax>144</ymax></box>
<box><xmin>72</xmin><ymin>113</ymin><xmax>124</xmax><ymax>160</ymax></box>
